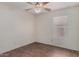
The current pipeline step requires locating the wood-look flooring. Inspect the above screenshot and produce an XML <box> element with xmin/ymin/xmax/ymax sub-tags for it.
<box><xmin>0</xmin><ymin>42</ymin><xmax>79</xmax><ymax>57</ymax></box>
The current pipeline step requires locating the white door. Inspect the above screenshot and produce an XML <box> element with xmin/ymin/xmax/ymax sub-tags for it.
<box><xmin>52</xmin><ymin>16</ymin><xmax>68</xmax><ymax>47</ymax></box>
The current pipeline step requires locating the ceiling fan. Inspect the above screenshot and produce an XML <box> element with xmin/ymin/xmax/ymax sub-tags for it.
<box><xmin>25</xmin><ymin>2</ymin><xmax>51</xmax><ymax>14</ymax></box>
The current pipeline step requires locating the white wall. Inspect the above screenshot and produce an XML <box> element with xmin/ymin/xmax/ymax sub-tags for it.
<box><xmin>36</xmin><ymin>5</ymin><xmax>79</xmax><ymax>51</ymax></box>
<box><xmin>36</xmin><ymin>14</ymin><xmax>52</xmax><ymax>44</ymax></box>
<box><xmin>0</xmin><ymin>4</ymin><xmax>35</xmax><ymax>54</ymax></box>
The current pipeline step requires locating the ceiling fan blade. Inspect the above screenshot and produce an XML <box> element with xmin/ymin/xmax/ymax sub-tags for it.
<box><xmin>25</xmin><ymin>8</ymin><xmax>32</xmax><ymax>11</ymax></box>
<box><xmin>44</xmin><ymin>8</ymin><xmax>51</xmax><ymax>11</ymax></box>
<box><xmin>42</xmin><ymin>2</ymin><xmax>49</xmax><ymax>5</ymax></box>
<box><xmin>26</xmin><ymin>2</ymin><xmax>34</xmax><ymax>5</ymax></box>
<box><xmin>35</xmin><ymin>2</ymin><xmax>40</xmax><ymax>6</ymax></box>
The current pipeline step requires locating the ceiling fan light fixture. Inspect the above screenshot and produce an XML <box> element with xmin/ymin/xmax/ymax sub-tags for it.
<box><xmin>34</xmin><ymin>8</ymin><xmax>42</xmax><ymax>13</ymax></box>
<box><xmin>26</xmin><ymin>2</ymin><xmax>50</xmax><ymax>14</ymax></box>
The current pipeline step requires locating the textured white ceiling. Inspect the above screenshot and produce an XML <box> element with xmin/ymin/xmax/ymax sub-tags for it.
<box><xmin>48</xmin><ymin>2</ymin><xmax>79</xmax><ymax>10</ymax></box>
<box><xmin>5</xmin><ymin>2</ymin><xmax>79</xmax><ymax>10</ymax></box>
<box><xmin>0</xmin><ymin>2</ymin><xmax>79</xmax><ymax>13</ymax></box>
